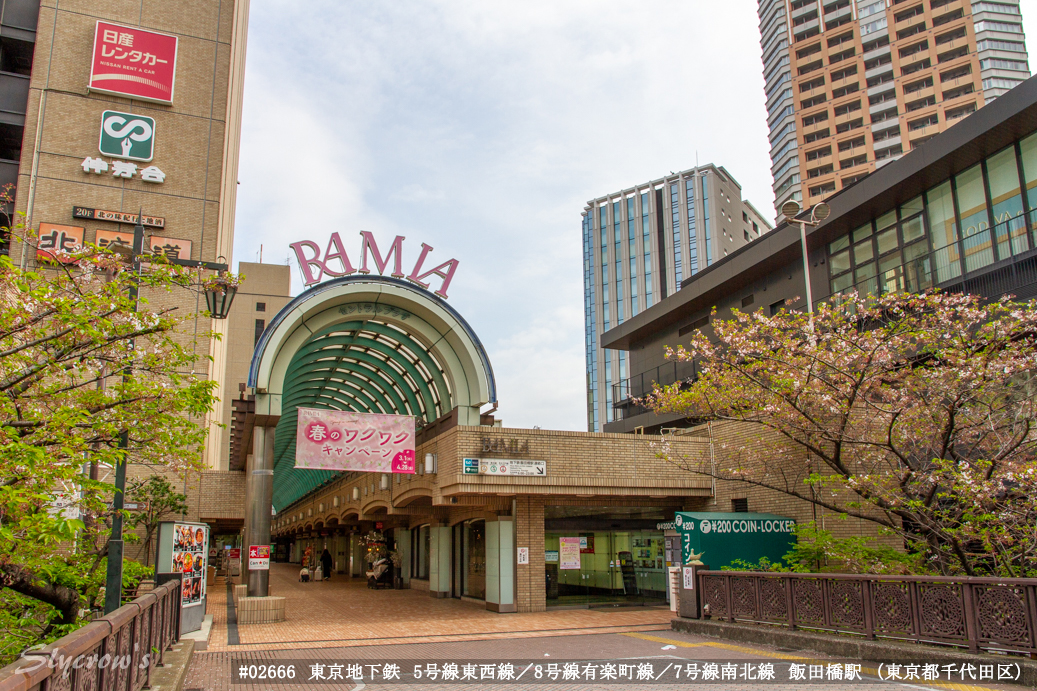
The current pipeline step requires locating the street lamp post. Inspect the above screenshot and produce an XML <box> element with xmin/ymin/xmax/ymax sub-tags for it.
<box><xmin>780</xmin><ymin>199</ymin><xmax>831</xmax><ymax>318</ymax></box>
<box><xmin>103</xmin><ymin>217</ymin><xmax>234</xmax><ymax>614</ymax></box>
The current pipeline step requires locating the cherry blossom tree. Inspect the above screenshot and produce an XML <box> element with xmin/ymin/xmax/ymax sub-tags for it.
<box><xmin>0</xmin><ymin>236</ymin><xmax>221</xmax><ymax>661</ymax></box>
<box><xmin>646</xmin><ymin>291</ymin><xmax>1037</xmax><ymax>577</ymax></box>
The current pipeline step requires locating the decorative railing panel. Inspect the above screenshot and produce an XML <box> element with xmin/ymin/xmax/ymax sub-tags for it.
<box><xmin>0</xmin><ymin>579</ymin><xmax>181</xmax><ymax>691</ymax></box>
<box><xmin>696</xmin><ymin>571</ymin><xmax>1037</xmax><ymax>655</ymax></box>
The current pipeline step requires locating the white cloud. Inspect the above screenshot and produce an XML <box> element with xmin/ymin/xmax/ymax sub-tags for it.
<box><xmin>238</xmin><ymin>0</ymin><xmax>1037</xmax><ymax>430</ymax></box>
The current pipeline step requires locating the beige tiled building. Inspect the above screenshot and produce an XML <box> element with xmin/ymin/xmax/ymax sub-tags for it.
<box><xmin>265</xmin><ymin>422</ymin><xmax>882</xmax><ymax>613</ymax></box>
<box><xmin>219</xmin><ymin>261</ymin><xmax>293</xmax><ymax>470</ymax></box>
<box><xmin>6</xmin><ymin>0</ymin><xmax>251</xmax><ymax>467</ymax></box>
<box><xmin>761</xmin><ymin>0</ymin><xmax>1031</xmax><ymax>218</ymax></box>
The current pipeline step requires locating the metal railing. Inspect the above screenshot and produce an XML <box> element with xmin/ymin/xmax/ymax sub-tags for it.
<box><xmin>612</xmin><ymin>359</ymin><xmax>698</xmax><ymax>420</ymax></box>
<box><xmin>0</xmin><ymin>579</ymin><xmax>181</xmax><ymax>691</ymax></box>
<box><xmin>697</xmin><ymin>570</ymin><xmax>1037</xmax><ymax>655</ymax></box>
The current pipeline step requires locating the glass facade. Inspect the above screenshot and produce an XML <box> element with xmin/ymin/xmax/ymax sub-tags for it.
<box><xmin>642</xmin><ymin>192</ymin><xmax>652</xmax><ymax>308</ymax></box>
<box><xmin>702</xmin><ymin>176</ymin><xmax>713</xmax><ymax>266</ymax></box>
<box><xmin>613</xmin><ymin>201</ymin><xmax>623</xmax><ymax>324</ymax></box>
<box><xmin>827</xmin><ymin>132</ymin><xmax>1037</xmax><ymax>301</ymax></box>
<box><xmin>544</xmin><ymin>529</ymin><xmax>668</xmax><ymax>607</ymax></box>
<box><xmin>600</xmin><ymin>206</ymin><xmax>611</xmax><ymax>424</ymax></box>
<box><xmin>670</xmin><ymin>183</ymin><xmax>683</xmax><ymax>284</ymax></box>
<box><xmin>584</xmin><ymin>169</ymin><xmax>761</xmax><ymax>431</ymax></box>
<box><xmin>628</xmin><ymin>199</ymin><xmax>638</xmax><ymax>316</ymax></box>
<box><xmin>685</xmin><ymin>179</ymin><xmax>698</xmax><ymax>276</ymax></box>
<box><xmin>582</xmin><ymin>214</ymin><xmax>598</xmax><ymax>431</ymax></box>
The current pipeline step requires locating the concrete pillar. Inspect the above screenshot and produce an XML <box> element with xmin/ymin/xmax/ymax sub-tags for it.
<box><xmin>241</xmin><ymin>453</ymin><xmax>253</xmax><ymax>584</ymax></box>
<box><xmin>485</xmin><ymin>517</ymin><xmax>515</xmax><ymax>612</ymax></box>
<box><xmin>351</xmin><ymin>534</ymin><xmax>364</xmax><ymax>577</ymax></box>
<box><xmin>334</xmin><ymin>535</ymin><xmax>347</xmax><ymax>573</ymax></box>
<box><xmin>398</xmin><ymin>528</ymin><xmax>412</xmax><ymax>587</ymax></box>
<box><xmin>247</xmin><ymin>426</ymin><xmax>275</xmax><ymax>597</ymax></box>
<box><xmin>515</xmin><ymin>497</ymin><xmax>546</xmax><ymax>613</ymax></box>
<box><xmin>428</xmin><ymin>525</ymin><xmax>452</xmax><ymax>598</ymax></box>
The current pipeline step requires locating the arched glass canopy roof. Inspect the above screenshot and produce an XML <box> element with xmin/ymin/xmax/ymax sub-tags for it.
<box><xmin>247</xmin><ymin>276</ymin><xmax>495</xmax><ymax>510</ymax></box>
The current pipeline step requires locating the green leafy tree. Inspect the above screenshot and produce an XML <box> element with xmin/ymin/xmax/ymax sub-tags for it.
<box><xmin>647</xmin><ymin>291</ymin><xmax>1037</xmax><ymax>577</ymax></box>
<box><xmin>0</xmin><ymin>230</ymin><xmax>223</xmax><ymax>663</ymax></box>
<box><xmin>126</xmin><ymin>476</ymin><xmax>189</xmax><ymax>567</ymax></box>
<box><xmin>723</xmin><ymin>522</ymin><xmax>926</xmax><ymax>575</ymax></box>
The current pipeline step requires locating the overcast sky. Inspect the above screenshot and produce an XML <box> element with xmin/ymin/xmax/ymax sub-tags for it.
<box><xmin>233</xmin><ymin>1</ymin><xmax>1037</xmax><ymax>431</ymax></box>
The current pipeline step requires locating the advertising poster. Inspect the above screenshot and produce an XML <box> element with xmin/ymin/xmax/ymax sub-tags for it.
<box><xmin>89</xmin><ymin>21</ymin><xmax>179</xmax><ymax>104</ymax></box>
<box><xmin>559</xmin><ymin>537</ymin><xmax>582</xmax><ymax>570</ymax></box>
<box><xmin>249</xmin><ymin>545</ymin><xmax>271</xmax><ymax>570</ymax></box>
<box><xmin>95</xmin><ymin>230</ymin><xmax>193</xmax><ymax>264</ymax></box>
<box><xmin>172</xmin><ymin>523</ymin><xmax>208</xmax><ymax>608</ymax></box>
<box><xmin>579</xmin><ymin>533</ymin><xmax>595</xmax><ymax>554</ymax></box>
<box><xmin>295</xmin><ymin>407</ymin><xmax>415</xmax><ymax>473</ymax></box>
<box><xmin>37</xmin><ymin>223</ymin><xmax>84</xmax><ymax>263</ymax></box>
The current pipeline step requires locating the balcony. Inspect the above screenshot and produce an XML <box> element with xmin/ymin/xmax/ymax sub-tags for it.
<box><xmin>793</xmin><ymin>17</ymin><xmax>820</xmax><ymax>40</ymax></box>
<box><xmin>935</xmin><ymin>32</ymin><xmax>969</xmax><ymax>55</ymax></box>
<box><xmin>907</xmin><ymin>122</ymin><xmax>940</xmax><ymax>144</ymax></box>
<box><xmin>929</xmin><ymin>0</ymin><xmax>964</xmax><ymax>14</ymax></box>
<box><xmin>798</xmin><ymin>82</ymin><xmax>827</xmax><ymax>101</ymax></box>
<box><xmin>801</xmin><ymin>118</ymin><xmax>832</xmax><ymax>138</ymax></box>
<box><xmin>824</xmin><ymin>4</ymin><xmax>851</xmax><ymax>24</ymax></box>
<box><xmin>830</xmin><ymin>68</ymin><xmax>858</xmax><ymax>87</ymax></box>
<box><xmin>904</xmin><ymin>83</ymin><xmax>937</xmax><ymax>104</ymax></box>
<box><xmin>900</xmin><ymin>49</ymin><xmax>933</xmax><ymax>71</ymax></box>
<box><xmin>862</xmin><ymin>42</ymin><xmax>892</xmax><ymax>63</ymax></box>
<box><xmin>942</xmin><ymin>83</ymin><xmax>976</xmax><ymax>103</ymax></box>
<box><xmin>941</xmin><ymin>72</ymin><xmax>975</xmax><ymax>90</ymax></box>
<box><xmin>791</xmin><ymin>2</ymin><xmax>817</xmax><ymax>20</ymax></box>
<box><xmin>611</xmin><ymin>360</ymin><xmax>699</xmax><ymax>421</ymax></box>
<box><xmin>893</xmin><ymin>3</ymin><xmax>924</xmax><ymax>24</ymax></box>
<box><xmin>804</xmin><ymin>148</ymin><xmax>833</xmax><ymax>165</ymax></box>
<box><xmin>834</xmin><ymin>108</ymin><xmax>863</xmax><ymax>129</ymax></box>
<box><xmin>865</xmin><ymin>62</ymin><xmax>894</xmax><ymax>81</ymax></box>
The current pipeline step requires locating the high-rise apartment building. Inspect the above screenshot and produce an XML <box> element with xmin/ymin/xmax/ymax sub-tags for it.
<box><xmin>3</xmin><ymin>0</ymin><xmax>251</xmax><ymax>468</ymax></box>
<box><xmin>760</xmin><ymin>0</ymin><xmax>1031</xmax><ymax>218</ymax></box>
<box><xmin>582</xmin><ymin>166</ymin><xmax>772</xmax><ymax>432</ymax></box>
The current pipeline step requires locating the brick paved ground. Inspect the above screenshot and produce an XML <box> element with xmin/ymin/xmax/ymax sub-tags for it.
<box><xmin>207</xmin><ymin>564</ymin><xmax>673</xmax><ymax>652</ymax></box>
<box><xmin>189</xmin><ymin>565</ymin><xmax>1022</xmax><ymax>691</ymax></box>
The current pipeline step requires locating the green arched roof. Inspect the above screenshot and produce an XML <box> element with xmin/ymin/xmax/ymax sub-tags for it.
<box><xmin>247</xmin><ymin>276</ymin><xmax>495</xmax><ymax>511</ymax></box>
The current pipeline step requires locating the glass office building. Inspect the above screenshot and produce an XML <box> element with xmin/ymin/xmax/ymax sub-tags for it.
<box><xmin>583</xmin><ymin>166</ymin><xmax>772</xmax><ymax>431</ymax></box>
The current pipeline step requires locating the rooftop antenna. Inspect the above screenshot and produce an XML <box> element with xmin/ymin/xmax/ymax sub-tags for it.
<box><xmin>259</xmin><ymin>244</ymin><xmax>263</xmax><ymax>263</ymax></box>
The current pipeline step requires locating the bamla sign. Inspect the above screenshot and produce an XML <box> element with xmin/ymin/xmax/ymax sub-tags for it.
<box><xmin>290</xmin><ymin>232</ymin><xmax>459</xmax><ymax>299</ymax></box>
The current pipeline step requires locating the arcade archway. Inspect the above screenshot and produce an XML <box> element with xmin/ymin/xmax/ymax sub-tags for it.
<box><xmin>240</xmin><ymin>275</ymin><xmax>496</xmax><ymax>595</ymax></box>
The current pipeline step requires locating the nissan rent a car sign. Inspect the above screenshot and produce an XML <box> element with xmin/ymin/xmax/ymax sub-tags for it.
<box><xmin>89</xmin><ymin>21</ymin><xmax>179</xmax><ymax>104</ymax></box>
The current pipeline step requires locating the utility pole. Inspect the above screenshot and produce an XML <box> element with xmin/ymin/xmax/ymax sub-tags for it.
<box><xmin>101</xmin><ymin>215</ymin><xmax>233</xmax><ymax>614</ymax></box>
<box><xmin>103</xmin><ymin>219</ymin><xmax>145</xmax><ymax>614</ymax></box>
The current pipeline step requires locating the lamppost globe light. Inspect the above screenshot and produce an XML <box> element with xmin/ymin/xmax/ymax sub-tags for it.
<box><xmin>811</xmin><ymin>202</ymin><xmax>831</xmax><ymax>222</ymax></box>
<box><xmin>781</xmin><ymin>199</ymin><xmax>802</xmax><ymax>220</ymax></box>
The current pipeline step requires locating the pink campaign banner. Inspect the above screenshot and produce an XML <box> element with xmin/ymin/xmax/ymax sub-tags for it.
<box><xmin>295</xmin><ymin>408</ymin><xmax>416</xmax><ymax>474</ymax></box>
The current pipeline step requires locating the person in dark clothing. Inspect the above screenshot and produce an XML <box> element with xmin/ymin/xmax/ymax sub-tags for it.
<box><xmin>320</xmin><ymin>548</ymin><xmax>333</xmax><ymax>581</ymax></box>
